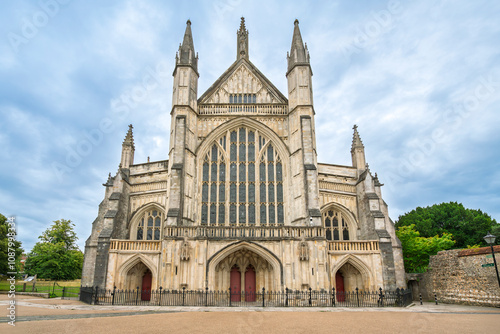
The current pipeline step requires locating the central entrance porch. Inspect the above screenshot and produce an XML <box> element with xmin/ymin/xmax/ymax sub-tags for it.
<box><xmin>208</xmin><ymin>242</ymin><xmax>281</xmax><ymax>296</ymax></box>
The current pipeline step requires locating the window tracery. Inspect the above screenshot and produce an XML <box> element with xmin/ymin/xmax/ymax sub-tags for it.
<box><xmin>136</xmin><ymin>209</ymin><xmax>163</xmax><ymax>240</ymax></box>
<box><xmin>201</xmin><ymin>127</ymin><xmax>284</xmax><ymax>226</ymax></box>
<box><xmin>323</xmin><ymin>209</ymin><xmax>350</xmax><ymax>241</ymax></box>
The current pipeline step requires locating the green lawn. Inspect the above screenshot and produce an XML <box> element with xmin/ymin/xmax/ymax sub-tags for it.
<box><xmin>0</xmin><ymin>279</ymin><xmax>81</xmax><ymax>297</ymax></box>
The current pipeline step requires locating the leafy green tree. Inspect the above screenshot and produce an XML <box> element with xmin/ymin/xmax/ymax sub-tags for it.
<box><xmin>25</xmin><ymin>219</ymin><xmax>83</xmax><ymax>280</ymax></box>
<box><xmin>0</xmin><ymin>214</ymin><xmax>24</xmax><ymax>275</ymax></box>
<box><xmin>396</xmin><ymin>224</ymin><xmax>455</xmax><ymax>273</ymax></box>
<box><xmin>395</xmin><ymin>202</ymin><xmax>499</xmax><ymax>249</ymax></box>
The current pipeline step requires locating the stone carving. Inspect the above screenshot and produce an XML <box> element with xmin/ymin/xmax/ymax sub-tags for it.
<box><xmin>299</xmin><ymin>240</ymin><xmax>309</xmax><ymax>261</ymax></box>
<box><xmin>180</xmin><ymin>239</ymin><xmax>190</xmax><ymax>261</ymax></box>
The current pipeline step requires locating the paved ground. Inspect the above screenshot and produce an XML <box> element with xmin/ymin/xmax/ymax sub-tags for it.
<box><xmin>1</xmin><ymin>294</ymin><xmax>499</xmax><ymax>333</ymax></box>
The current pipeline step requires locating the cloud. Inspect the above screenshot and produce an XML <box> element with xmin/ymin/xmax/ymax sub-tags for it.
<box><xmin>1</xmin><ymin>0</ymin><xmax>499</xmax><ymax>252</ymax></box>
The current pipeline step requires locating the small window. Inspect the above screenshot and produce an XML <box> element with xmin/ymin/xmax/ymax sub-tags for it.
<box><xmin>323</xmin><ymin>209</ymin><xmax>351</xmax><ymax>241</ymax></box>
<box><xmin>135</xmin><ymin>209</ymin><xmax>163</xmax><ymax>240</ymax></box>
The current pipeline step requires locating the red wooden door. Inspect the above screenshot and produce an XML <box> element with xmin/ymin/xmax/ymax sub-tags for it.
<box><xmin>335</xmin><ymin>272</ymin><xmax>345</xmax><ymax>302</ymax></box>
<box><xmin>230</xmin><ymin>266</ymin><xmax>241</xmax><ymax>302</ymax></box>
<box><xmin>245</xmin><ymin>265</ymin><xmax>256</xmax><ymax>302</ymax></box>
<box><xmin>141</xmin><ymin>270</ymin><xmax>152</xmax><ymax>301</ymax></box>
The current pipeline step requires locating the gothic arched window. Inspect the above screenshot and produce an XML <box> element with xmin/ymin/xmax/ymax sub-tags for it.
<box><xmin>323</xmin><ymin>209</ymin><xmax>350</xmax><ymax>241</ymax></box>
<box><xmin>136</xmin><ymin>209</ymin><xmax>163</xmax><ymax>240</ymax></box>
<box><xmin>201</xmin><ymin>127</ymin><xmax>284</xmax><ymax>226</ymax></box>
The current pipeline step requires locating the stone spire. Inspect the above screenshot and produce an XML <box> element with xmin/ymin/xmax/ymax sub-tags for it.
<box><xmin>176</xmin><ymin>19</ymin><xmax>198</xmax><ymax>72</ymax></box>
<box><xmin>120</xmin><ymin>124</ymin><xmax>135</xmax><ymax>168</ymax></box>
<box><xmin>351</xmin><ymin>125</ymin><xmax>366</xmax><ymax>171</ymax></box>
<box><xmin>351</xmin><ymin>124</ymin><xmax>364</xmax><ymax>151</ymax></box>
<box><xmin>287</xmin><ymin>19</ymin><xmax>310</xmax><ymax>73</ymax></box>
<box><xmin>123</xmin><ymin>124</ymin><xmax>135</xmax><ymax>149</ymax></box>
<box><xmin>236</xmin><ymin>17</ymin><xmax>249</xmax><ymax>60</ymax></box>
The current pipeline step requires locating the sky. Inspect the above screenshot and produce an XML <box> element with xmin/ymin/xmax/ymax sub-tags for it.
<box><xmin>1</xmin><ymin>0</ymin><xmax>499</xmax><ymax>252</ymax></box>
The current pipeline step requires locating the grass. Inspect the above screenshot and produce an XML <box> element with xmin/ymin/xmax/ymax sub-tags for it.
<box><xmin>0</xmin><ymin>279</ymin><xmax>81</xmax><ymax>297</ymax></box>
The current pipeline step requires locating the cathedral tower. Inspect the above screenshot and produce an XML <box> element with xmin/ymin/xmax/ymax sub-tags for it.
<box><xmin>167</xmin><ymin>20</ymin><xmax>199</xmax><ymax>226</ymax></box>
<box><xmin>286</xmin><ymin>20</ymin><xmax>321</xmax><ymax>226</ymax></box>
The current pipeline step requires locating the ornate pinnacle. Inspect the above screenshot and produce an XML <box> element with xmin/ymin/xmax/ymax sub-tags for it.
<box><xmin>123</xmin><ymin>124</ymin><xmax>135</xmax><ymax>149</ymax></box>
<box><xmin>239</xmin><ymin>17</ymin><xmax>246</xmax><ymax>32</ymax></box>
<box><xmin>237</xmin><ymin>17</ymin><xmax>249</xmax><ymax>59</ymax></box>
<box><xmin>351</xmin><ymin>124</ymin><xmax>364</xmax><ymax>151</ymax></box>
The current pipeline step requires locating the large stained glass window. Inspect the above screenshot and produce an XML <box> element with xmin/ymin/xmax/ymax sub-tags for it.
<box><xmin>201</xmin><ymin>127</ymin><xmax>284</xmax><ymax>226</ymax></box>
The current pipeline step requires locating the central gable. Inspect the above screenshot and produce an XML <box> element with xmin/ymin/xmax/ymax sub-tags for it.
<box><xmin>198</xmin><ymin>59</ymin><xmax>288</xmax><ymax>105</ymax></box>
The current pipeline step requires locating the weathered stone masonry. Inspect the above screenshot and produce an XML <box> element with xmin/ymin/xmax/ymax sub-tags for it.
<box><xmin>82</xmin><ymin>18</ymin><xmax>406</xmax><ymax>295</ymax></box>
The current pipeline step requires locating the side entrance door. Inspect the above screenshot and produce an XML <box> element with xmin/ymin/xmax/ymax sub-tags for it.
<box><xmin>335</xmin><ymin>272</ymin><xmax>345</xmax><ymax>302</ymax></box>
<box><xmin>141</xmin><ymin>270</ymin><xmax>152</xmax><ymax>301</ymax></box>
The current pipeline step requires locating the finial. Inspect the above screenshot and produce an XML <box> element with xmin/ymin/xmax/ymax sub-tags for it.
<box><xmin>186</xmin><ymin>19</ymin><xmax>191</xmax><ymax>25</ymax></box>
<box><xmin>294</xmin><ymin>19</ymin><xmax>299</xmax><ymax>25</ymax></box>
<box><xmin>147</xmin><ymin>156</ymin><xmax>150</xmax><ymax>163</ymax></box>
<box><xmin>351</xmin><ymin>124</ymin><xmax>364</xmax><ymax>151</ymax></box>
<box><xmin>123</xmin><ymin>124</ymin><xmax>135</xmax><ymax>149</ymax></box>
<box><xmin>237</xmin><ymin>17</ymin><xmax>249</xmax><ymax>60</ymax></box>
<box><xmin>365</xmin><ymin>163</ymin><xmax>369</xmax><ymax>170</ymax></box>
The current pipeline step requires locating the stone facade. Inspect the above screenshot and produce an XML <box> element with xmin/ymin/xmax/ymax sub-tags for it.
<box><xmin>82</xmin><ymin>18</ymin><xmax>406</xmax><ymax>295</ymax></box>
<box><xmin>414</xmin><ymin>246</ymin><xmax>500</xmax><ymax>307</ymax></box>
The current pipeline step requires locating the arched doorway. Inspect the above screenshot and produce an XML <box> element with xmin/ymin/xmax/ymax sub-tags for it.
<box><xmin>335</xmin><ymin>262</ymin><xmax>364</xmax><ymax>291</ymax></box>
<box><xmin>214</xmin><ymin>247</ymin><xmax>275</xmax><ymax>297</ymax></box>
<box><xmin>123</xmin><ymin>261</ymin><xmax>155</xmax><ymax>294</ymax></box>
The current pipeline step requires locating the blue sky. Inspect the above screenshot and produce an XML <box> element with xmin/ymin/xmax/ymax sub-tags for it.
<box><xmin>1</xmin><ymin>0</ymin><xmax>499</xmax><ymax>252</ymax></box>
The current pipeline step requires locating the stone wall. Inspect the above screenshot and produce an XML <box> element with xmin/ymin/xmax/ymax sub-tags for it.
<box><xmin>420</xmin><ymin>246</ymin><xmax>500</xmax><ymax>307</ymax></box>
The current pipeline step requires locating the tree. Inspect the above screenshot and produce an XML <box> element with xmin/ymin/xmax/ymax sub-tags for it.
<box><xmin>396</xmin><ymin>224</ymin><xmax>455</xmax><ymax>273</ymax></box>
<box><xmin>0</xmin><ymin>214</ymin><xmax>24</xmax><ymax>275</ymax></box>
<box><xmin>395</xmin><ymin>202</ymin><xmax>499</xmax><ymax>249</ymax></box>
<box><xmin>25</xmin><ymin>219</ymin><xmax>83</xmax><ymax>280</ymax></box>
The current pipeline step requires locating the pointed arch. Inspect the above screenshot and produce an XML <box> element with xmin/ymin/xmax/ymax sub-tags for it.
<box><xmin>321</xmin><ymin>202</ymin><xmax>358</xmax><ymax>240</ymax></box>
<box><xmin>128</xmin><ymin>203</ymin><xmax>165</xmax><ymax>240</ymax></box>
<box><xmin>196</xmin><ymin>118</ymin><xmax>290</xmax><ymax>226</ymax></box>
<box><xmin>206</xmin><ymin>241</ymin><xmax>283</xmax><ymax>290</ymax></box>
<box><xmin>116</xmin><ymin>253</ymin><xmax>158</xmax><ymax>290</ymax></box>
<box><xmin>331</xmin><ymin>254</ymin><xmax>373</xmax><ymax>290</ymax></box>
<box><xmin>196</xmin><ymin>117</ymin><xmax>291</xmax><ymax>160</ymax></box>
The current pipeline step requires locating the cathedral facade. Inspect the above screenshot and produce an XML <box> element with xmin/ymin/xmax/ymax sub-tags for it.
<box><xmin>81</xmin><ymin>18</ymin><xmax>406</xmax><ymax>295</ymax></box>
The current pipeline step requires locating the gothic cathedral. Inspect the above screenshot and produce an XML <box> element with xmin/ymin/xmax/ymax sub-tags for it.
<box><xmin>81</xmin><ymin>18</ymin><xmax>406</xmax><ymax>294</ymax></box>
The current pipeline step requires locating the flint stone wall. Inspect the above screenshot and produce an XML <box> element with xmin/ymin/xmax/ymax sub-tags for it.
<box><xmin>421</xmin><ymin>246</ymin><xmax>500</xmax><ymax>307</ymax></box>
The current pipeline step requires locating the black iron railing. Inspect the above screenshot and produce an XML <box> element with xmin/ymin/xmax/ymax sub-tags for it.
<box><xmin>79</xmin><ymin>286</ymin><xmax>412</xmax><ymax>308</ymax></box>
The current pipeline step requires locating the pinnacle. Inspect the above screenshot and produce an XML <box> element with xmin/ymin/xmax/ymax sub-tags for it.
<box><xmin>177</xmin><ymin>19</ymin><xmax>198</xmax><ymax>71</ymax></box>
<box><xmin>236</xmin><ymin>17</ymin><xmax>249</xmax><ymax>60</ymax></box>
<box><xmin>123</xmin><ymin>124</ymin><xmax>135</xmax><ymax>149</ymax></box>
<box><xmin>239</xmin><ymin>17</ymin><xmax>246</xmax><ymax>32</ymax></box>
<box><xmin>351</xmin><ymin>124</ymin><xmax>364</xmax><ymax>150</ymax></box>
<box><xmin>288</xmin><ymin>18</ymin><xmax>308</xmax><ymax>71</ymax></box>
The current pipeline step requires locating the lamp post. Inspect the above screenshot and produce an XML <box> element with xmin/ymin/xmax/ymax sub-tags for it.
<box><xmin>483</xmin><ymin>232</ymin><xmax>500</xmax><ymax>288</ymax></box>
